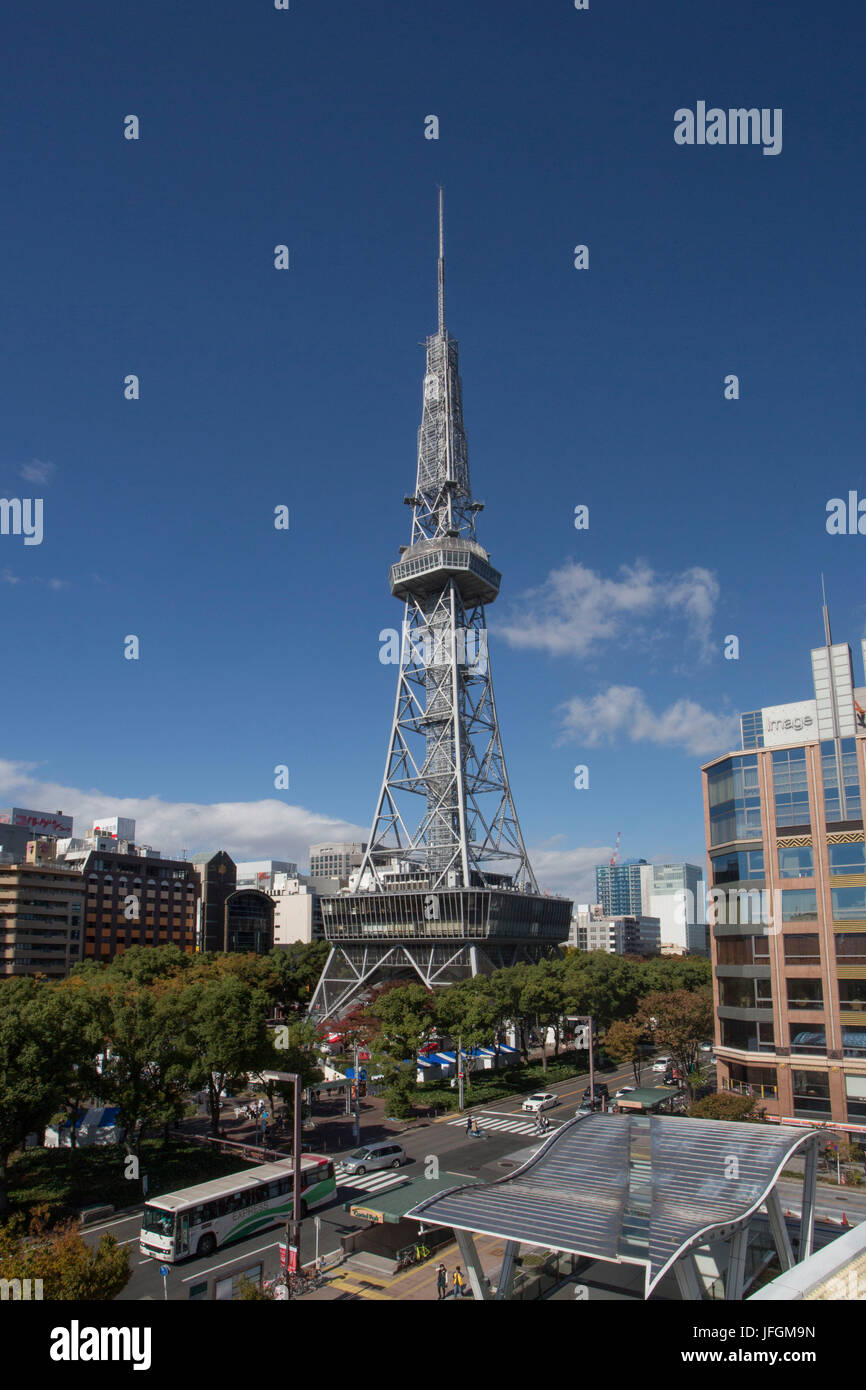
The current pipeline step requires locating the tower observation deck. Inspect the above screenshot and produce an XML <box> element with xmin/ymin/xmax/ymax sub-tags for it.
<box><xmin>310</xmin><ymin>195</ymin><xmax>571</xmax><ymax>1020</ymax></box>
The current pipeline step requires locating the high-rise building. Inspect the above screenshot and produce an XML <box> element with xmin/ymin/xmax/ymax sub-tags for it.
<box><xmin>702</xmin><ymin>602</ymin><xmax>866</xmax><ymax>1126</ymax></box>
<box><xmin>0</xmin><ymin>858</ymin><xmax>85</xmax><ymax>977</ymax></box>
<box><xmin>311</xmin><ymin>198</ymin><xmax>571</xmax><ymax>1017</ymax></box>
<box><xmin>595</xmin><ymin>859</ymin><xmax>647</xmax><ymax>916</ymax></box>
<box><xmin>641</xmin><ymin>862</ymin><xmax>706</xmax><ymax>954</ymax></box>
<box><xmin>308</xmin><ymin>844</ymin><xmax>364</xmax><ymax>881</ymax></box>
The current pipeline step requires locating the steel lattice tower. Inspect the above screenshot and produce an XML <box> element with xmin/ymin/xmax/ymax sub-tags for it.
<box><xmin>311</xmin><ymin>195</ymin><xmax>571</xmax><ymax>1020</ymax></box>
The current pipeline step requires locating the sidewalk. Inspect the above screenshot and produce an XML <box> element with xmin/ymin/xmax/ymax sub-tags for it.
<box><xmin>311</xmin><ymin>1234</ymin><xmax>509</xmax><ymax>1301</ymax></box>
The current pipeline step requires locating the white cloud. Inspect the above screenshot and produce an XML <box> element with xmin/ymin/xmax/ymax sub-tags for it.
<box><xmin>497</xmin><ymin>560</ymin><xmax>720</xmax><ymax>661</ymax></box>
<box><xmin>1</xmin><ymin>569</ymin><xmax>21</xmax><ymax>585</ymax></box>
<box><xmin>19</xmin><ymin>458</ymin><xmax>56</xmax><ymax>486</ymax></box>
<box><xmin>0</xmin><ymin>760</ymin><xmax>366</xmax><ymax>867</ymax></box>
<box><xmin>528</xmin><ymin>841</ymin><xmax>613</xmax><ymax>902</ymax></box>
<box><xmin>558</xmin><ymin>684</ymin><xmax>739</xmax><ymax>758</ymax></box>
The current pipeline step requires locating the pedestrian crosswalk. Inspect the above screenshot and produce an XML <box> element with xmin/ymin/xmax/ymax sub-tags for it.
<box><xmin>337</xmin><ymin>1169</ymin><xmax>412</xmax><ymax>1195</ymax></box>
<box><xmin>447</xmin><ymin>1110</ymin><xmax>563</xmax><ymax>1137</ymax></box>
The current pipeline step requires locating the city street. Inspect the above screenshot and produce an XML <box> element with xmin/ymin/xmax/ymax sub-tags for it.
<box><xmin>91</xmin><ymin>1056</ymin><xmax>640</xmax><ymax>1300</ymax></box>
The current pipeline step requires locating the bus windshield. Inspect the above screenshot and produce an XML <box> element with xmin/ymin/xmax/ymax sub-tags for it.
<box><xmin>142</xmin><ymin>1207</ymin><xmax>175</xmax><ymax>1238</ymax></box>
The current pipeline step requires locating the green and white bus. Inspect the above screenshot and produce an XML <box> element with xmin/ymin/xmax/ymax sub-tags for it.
<box><xmin>139</xmin><ymin>1156</ymin><xmax>336</xmax><ymax>1263</ymax></box>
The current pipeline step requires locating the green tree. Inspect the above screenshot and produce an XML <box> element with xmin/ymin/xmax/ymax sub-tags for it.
<box><xmin>0</xmin><ymin>978</ymin><xmax>65</xmax><ymax>1215</ymax></box>
<box><xmin>603</xmin><ymin>1019</ymin><xmax>648</xmax><ymax>1086</ymax></box>
<box><xmin>0</xmin><ymin>1207</ymin><xmax>130</xmax><ymax>1299</ymax></box>
<box><xmin>687</xmin><ymin>1094</ymin><xmax>759</xmax><ymax>1122</ymax></box>
<box><xmin>519</xmin><ymin>960</ymin><xmax>566</xmax><ymax>1075</ymax></box>
<box><xmin>633</xmin><ymin>989</ymin><xmax>714</xmax><ymax>1100</ymax></box>
<box><xmin>435</xmin><ymin>977</ymin><xmax>500</xmax><ymax>1088</ymax></box>
<box><xmin>96</xmin><ymin>973</ymin><xmax>192</xmax><ymax>1155</ymax></box>
<box><xmin>184</xmin><ymin>972</ymin><xmax>272</xmax><ymax>1134</ymax></box>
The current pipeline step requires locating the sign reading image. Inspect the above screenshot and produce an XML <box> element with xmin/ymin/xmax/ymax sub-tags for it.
<box><xmin>761</xmin><ymin>699</ymin><xmax>817</xmax><ymax>748</ymax></box>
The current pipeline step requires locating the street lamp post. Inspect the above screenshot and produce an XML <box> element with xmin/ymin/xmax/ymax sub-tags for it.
<box><xmin>353</xmin><ymin>1039</ymin><xmax>360</xmax><ymax>1146</ymax></box>
<box><xmin>278</xmin><ymin>1072</ymin><xmax>304</xmax><ymax>1287</ymax></box>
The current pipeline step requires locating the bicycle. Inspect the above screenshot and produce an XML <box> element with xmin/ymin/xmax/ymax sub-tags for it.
<box><xmin>396</xmin><ymin>1242</ymin><xmax>432</xmax><ymax>1270</ymax></box>
<box><xmin>287</xmin><ymin>1267</ymin><xmax>325</xmax><ymax>1296</ymax></box>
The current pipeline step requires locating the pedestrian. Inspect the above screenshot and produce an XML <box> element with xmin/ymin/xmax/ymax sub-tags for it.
<box><xmin>453</xmin><ymin>1266</ymin><xmax>466</xmax><ymax>1298</ymax></box>
<box><xmin>465</xmin><ymin>1114</ymin><xmax>473</xmax><ymax>1134</ymax></box>
<box><xmin>436</xmin><ymin>1264</ymin><xmax>448</xmax><ymax>1300</ymax></box>
<box><xmin>471</xmin><ymin>1116</ymin><xmax>480</xmax><ymax>1136</ymax></box>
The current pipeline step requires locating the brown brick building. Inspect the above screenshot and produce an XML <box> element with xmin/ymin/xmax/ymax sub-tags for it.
<box><xmin>0</xmin><ymin>860</ymin><xmax>85</xmax><ymax>977</ymax></box>
<box><xmin>702</xmin><ymin>620</ymin><xmax>866</xmax><ymax>1129</ymax></box>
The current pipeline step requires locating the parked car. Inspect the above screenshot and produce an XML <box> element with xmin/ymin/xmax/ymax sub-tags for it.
<box><xmin>337</xmin><ymin>1141</ymin><xmax>406</xmax><ymax>1175</ymax></box>
<box><xmin>582</xmin><ymin>1082</ymin><xmax>610</xmax><ymax>1104</ymax></box>
<box><xmin>652</xmin><ymin>1056</ymin><xmax>673</xmax><ymax>1073</ymax></box>
<box><xmin>522</xmin><ymin>1092</ymin><xmax>559</xmax><ymax>1113</ymax></box>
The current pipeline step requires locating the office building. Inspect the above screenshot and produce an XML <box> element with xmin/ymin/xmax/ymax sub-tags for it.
<box><xmin>702</xmin><ymin>605</ymin><xmax>866</xmax><ymax>1126</ymax></box>
<box><xmin>0</xmin><ymin>807</ymin><xmax>73</xmax><ymax>863</ymax></box>
<box><xmin>577</xmin><ymin>913</ymin><xmax>661</xmax><ymax>957</ymax></box>
<box><xmin>193</xmin><ymin>851</ymin><xmax>275</xmax><ymax>954</ymax></box>
<box><xmin>595</xmin><ymin>859</ymin><xmax>648</xmax><ymax>916</ymax></box>
<box><xmin>0</xmin><ymin>857</ymin><xmax>85</xmax><ymax>978</ymax></box>
<box><xmin>641</xmin><ymin>861</ymin><xmax>706</xmax><ymax>954</ymax></box>
<box><xmin>309</xmin><ymin>843</ymin><xmax>365</xmax><ymax>881</ymax></box>
<box><xmin>235</xmin><ymin>860</ymin><xmax>298</xmax><ymax>892</ymax></box>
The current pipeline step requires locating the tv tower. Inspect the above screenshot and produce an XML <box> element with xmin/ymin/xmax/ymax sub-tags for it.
<box><xmin>311</xmin><ymin>194</ymin><xmax>571</xmax><ymax>1019</ymax></box>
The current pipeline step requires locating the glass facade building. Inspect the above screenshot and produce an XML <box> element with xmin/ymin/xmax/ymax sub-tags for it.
<box><xmin>702</xmin><ymin>634</ymin><xmax>866</xmax><ymax>1128</ymax></box>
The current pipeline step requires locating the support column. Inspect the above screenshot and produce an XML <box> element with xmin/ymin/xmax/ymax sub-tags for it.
<box><xmin>494</xmin><ymin>1240</ymin><xmax>519</xmax><ymax>1300</ymax></box>
<box><xmin>765</xmin><ymin>1187</ymin><xmax>795</xmax><ymax>1272</ymax></box>
<box><xmin>453</xmin><ymin>1228</ymin><xmax>493</xmax><ymax>1301</ymax></box>
<box><xmin>800</xmin><ymin>1137</ymin><xmax>818</xmax><ymax>1261</ymax></box>
<box><xmin>726</xmin><ymin>1223</ymin><xmax>750</xmax><ymax>1301</ymax></box>
<box><xmin>673</xmin><ymin>1253</ymin><xmax>704</xmax><ymax>1300</ymax></box>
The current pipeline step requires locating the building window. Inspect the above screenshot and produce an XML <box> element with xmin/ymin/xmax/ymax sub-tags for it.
<box><xmin>783</xmin><ymin>933</ymin><xmax>821</xmax><ymax>963</ymax></box>
<box><xmin>711</xmin><ymin>849</ymin><xmax>765</xmax><ymax>885</ymax></box>
<box><xmin>707</xmin><ymin>756</ymin><xmax>761</xmax><ymax>845</ymax></box>
<box><xmin>720</xmin><ymin>978</ymin><xmax>772</xmax><ymax>1009</ymax></box>
<box><xmin>781</xmin><ymin>889</ymin><xmax>818</xmax><ymax>921</ymax></box>
<box><xmin>790</xmin><ymin>1024</ymin><xmax>826</xmax><ymax>1055</ymax></box>
<box><xmin>822</xmin><ymin>739</ymin><xmax>862</xmax><ymax>823</ymax></box>
<box><xmin>778</xmin><ymin>846</ymin><xmax>814</xmax><ymax>879</ymax></box>
<box><xmin>717</xmin><ymin>935</ymin><xmax>770</xmax><ymax>965</ymax></box>
<box><xmin>845</xmin><ymin>1074</ymin><xmax>866</xmax><ymax>1118</ymax></box>
<box><xmin>828</xmin><ymin>843</ymin><xmax>866</xmax><ymax>875</ymax></box>
<box><xmin>792</xmin><ymin>1070</ymin><xmax>831</xmax><ymax>1116</ymax></box>
<box><xmin>839</xmin><ymin>980</ymin><xmax>866</xmax><ymax>1012</ymax></box>
<box><xmin>720</xmin><ymin>1018</ymin><xmax>775</xmax><ymax>1052</ymax></box>
<box><xmin>834</xmin><ymin>932</ymin><xmax>866</xmax><ymax>963</ymax></box>
<box><xmin>831</xmin><ymin>886</ymin><xmax>866</xmax><ymax>921</ymax></box>
<box><xmin>786</xmin><ymin>978</ymin><xmax>824</xmax><ymax>1010</ymax></box>
<box><xmin>772</xmin><ymin>747</ymin><xmax>810</xmax><ymax>828</ymax></box>
<box><xmin>843</xmin><ymin>1028</ymin><xmax>866</xmax><ymax>1058</ymax></box>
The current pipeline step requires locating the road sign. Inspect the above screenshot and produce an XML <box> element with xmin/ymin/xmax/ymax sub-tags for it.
<box><xmin>159</xmin><ymin>1265</ymin><xmax>168</xmax><ymax>1276</ymax></box>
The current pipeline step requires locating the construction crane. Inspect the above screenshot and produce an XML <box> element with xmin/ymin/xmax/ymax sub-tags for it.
<box><xmin>610</xmin><ymin>831</ymin><xmax>621</xmax><ymax>868</ymax></box>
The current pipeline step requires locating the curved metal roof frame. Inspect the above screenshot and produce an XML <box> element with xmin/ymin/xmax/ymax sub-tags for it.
<box><xmin>406</xmin><ymin>1112</ymin><xmax>817</xmax><ymax>1296</ymax></box>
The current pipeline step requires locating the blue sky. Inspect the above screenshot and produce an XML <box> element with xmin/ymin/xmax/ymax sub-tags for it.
<box><xmin>2</xmin><ymin>0</ymin><xmax>865</xmax><ymax>901</ymax></box>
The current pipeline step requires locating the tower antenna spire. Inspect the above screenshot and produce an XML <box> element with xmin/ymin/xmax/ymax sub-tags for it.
<box><xmin>437</xmin><ymin>186</ymin><xmax>446</xmax><ymax>336</ymax></box>
<box><xmin>822</xmin><ymin>572</ymin><xmax>832</xmax><ymax>646</ymax></box>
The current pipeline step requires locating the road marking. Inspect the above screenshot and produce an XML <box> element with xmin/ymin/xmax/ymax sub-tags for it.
<box><xmin>338</xmin><ymin>1172</ymin><xmax>411</xmax><ymax>1194</ymax></box>
<box><xmin>180</xmin><ymin>1239</ymin><xmax>281</xmax><ymax>1282</ymax></box>
<box><xmin>80</xmin><ymin>1213</ymin><xmax>142</xmax><ymax>1235</ymax></box>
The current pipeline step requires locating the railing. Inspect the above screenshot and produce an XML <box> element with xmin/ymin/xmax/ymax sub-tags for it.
<box><xmin>722</xmin><ymin>1079</ymin><xmax>778</xmax><ymax>1100</ymax></box>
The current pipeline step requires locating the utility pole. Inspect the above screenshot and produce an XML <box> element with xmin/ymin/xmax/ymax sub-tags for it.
<box><xmin>457</xmin><ymin>1034</ymin><xmax>464</xmax><ymax>1112</ymax></box>
<box><xmin>353</xmin><ymin>1039</ymin><xmax>360</xmax><ymax>1145</ymax></box>
<box><xmin>280</xmin><ymin>1072</ymin><xmax>303</xmax><ymax>1285</ymax></box>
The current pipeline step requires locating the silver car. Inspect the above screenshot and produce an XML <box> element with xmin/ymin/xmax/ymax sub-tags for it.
<box><xmin>338</xmin><ymin>1141</ymin><xmax>406</xmax><ymax>1175</ymax></box>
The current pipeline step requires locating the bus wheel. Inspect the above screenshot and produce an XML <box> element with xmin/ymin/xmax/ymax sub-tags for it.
<box><xmin>197</xmin><ymin>1233</ymin><xmax>217</xmax><ymax>1257</ymax></box>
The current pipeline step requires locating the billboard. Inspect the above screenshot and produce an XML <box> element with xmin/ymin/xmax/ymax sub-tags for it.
<box><xmin>761</xmin><ymin>700</ymin><xmax>818</xmax><ymax>749</ymax></box>
<box><xmin>91</xmin><ymin>817</ymin><xmax>135</xmax><ymax>841</ymax></box>
<box><xmin>0</xmin><ymin>807</ymin><xmax>73</xmax><ymax>835</ymax></box>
